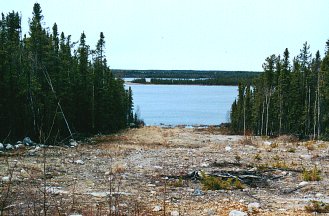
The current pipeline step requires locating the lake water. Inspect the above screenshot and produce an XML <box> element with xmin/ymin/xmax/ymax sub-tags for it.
<box><xmin>125</xmin><ymin>83</ymin><xmax>238</xmax><ymax>126</ymax></box>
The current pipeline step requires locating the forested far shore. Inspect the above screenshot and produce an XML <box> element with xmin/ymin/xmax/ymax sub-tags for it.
<box><xmin>112</xmin><ymin>69</ymin><xmax>261</xmax><ymax>79</ymax></box>
<box><xmin>0</xmin><ymin>3</ymin><xmax>139</xmax><ymax>143</ymax></box>
<box><xmin>231</xmin><ymin>41</ymin><xmax>329</xmax><ymax>139</ymax></box>
<box><xmin>131</xmin><ymin>77</ymin><xmax>256</xmax><ymax>86</ymax></box>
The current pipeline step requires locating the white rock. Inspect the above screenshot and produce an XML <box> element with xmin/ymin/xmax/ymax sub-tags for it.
<box><xmin>29</xmin><ymin>146</ymin><xmax>41</xmax><ymax>153</ymax></box>
<box><xmin>298</xmin><ymin>181</ymin><xmax>309</xmax><ymax>187</ymax></box>
<box><xmin>23</xmin><ymin>137</ymin><xmax>34</xmax><ymax>146</ymax></box>
<box><xmin>2</xmin><ymin>176</ymin><xmax>10</xmax><ymax>182</ymax></box>
<box><xmin>69</xmin><ymin>214</ymin><xmax>82</xmax><ymax>216</ymax></box>
<box><xmin>264</xmin><ymin>141</ymin><xmax>272</xmax><ymax>145</ymax></box>
<box><xmin>6</xmin><ymin>144</ymin><xmax>14</xmax><ymax>150</ymax></box>
<box><xmin>0</xmin><ymin>143</ymin><xmax>4</xmax><ymax>150</ymax></box>
<box><xmin>154</xmin><ymin>165</ymin><xmax>163</xmax><ymax>169</ymax></box>
<box><xmin>229</xmin><ymin>210</ymin><xmax>247</xmax><ymax>216</ymax></box>
<box><xmin>152</xmin><ymin>205</ymin><xmax>162</xmax><ymax>212</ymax></box>
<box><xmin>201</xmin><ymin>162</ymin><xmax>209</xmax><ymax>167</ymax></box>
<box><xmin>225</xmin><ymin>146</ymin><xmax>232</xmax><ymax>151</ymax></box>
<box><xmin>15</xmin><ymin>144</ymin><xmax>24</xmax><ymax>149</ymax></box>
<box><xmin>315</xmin><ymin>193</ymin><xmax>323</xmax><ymax>197</ymax></box>
<box><xmin>300</xmin><ymin>154</ymin><xmax>312</xmax><ymax>160</ymax></box>
<box><xmin>248</xmin><ymin>202</ymin><xmax>260</xmax><ymax>212</ymax></box>
<box><xmin>70</xmin><ymin>139</ymin><xmax>78</xmax><ymax>147</ymax></box>
<box><xmin>20</xmin><ymin>169</ymin><xmax>29</xmax><ymax>178</ymax></box>
<box><xmin>171</xmin><ymin>210</ymin><xmax>179</xmax><ymax>216</ymax></box>
<box><xmin>74</xmin><ymin>160</ymin><xmax>84</xmax><ymax>165</ymax></box>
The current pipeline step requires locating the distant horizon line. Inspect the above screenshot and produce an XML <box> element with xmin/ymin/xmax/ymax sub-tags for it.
<box><xmin>111</xmin><ymin>69</ymin><xmax>262</xmax><ymax>73</ymax></box>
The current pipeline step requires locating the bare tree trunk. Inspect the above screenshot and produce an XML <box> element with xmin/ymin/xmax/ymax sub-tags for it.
<box><xmin>261</xmin><ymin>100</ymin><xmax>265</xmax><ymax>136</ymax></box>
<box><xmin>317</xmin><ymin>71</ymin><xmax>321</xmax><ymax>138</ymax></box>
<box><xmin>265</xmin><ymin>91</ymin><xmax>271</xmax><ymax>136</ymax></box>
<box><xmin>244</xmin><ymin>95</ymin><xmax>246</xmax><ymax>137</ymax></box>
<box><xmin>313</xmin><ymin>90</ymin><xmax>317</xmax><ymax>139</ymax></box>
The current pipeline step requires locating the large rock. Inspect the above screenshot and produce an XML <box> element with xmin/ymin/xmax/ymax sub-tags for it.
<box><xmin>229</xmin><ymin>210</ymin><xmax>247</xmax><ymax>216</ymax></box>
<box><xmin>23</xmin><ymin>137</ymin><xmax>34</xmax><ymax>146</ymax></box>
<box><xmin>0</xmin><ymin>143</ymin><xmax>3</xmax><ymax>150</ymax></box>
<box><xmin>5</xmin><ymin>144</ymin><xmax>14</xmax><ymax>150</ymax></box>
<box><xmin>152</xmin><ymin>205</ymin><xmax>162</xmax><ymax>212</ymax></box>
<box><xmin>248</xmin><ymin>202</ymin><xmax>260</xmax><ymax>213</ymax></box>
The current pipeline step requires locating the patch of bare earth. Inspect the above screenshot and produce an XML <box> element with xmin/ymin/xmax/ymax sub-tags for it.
<box><xmin>1</xmin><ymin>126</ymin><xmax>329</xmax><ymax>215</ymax></box>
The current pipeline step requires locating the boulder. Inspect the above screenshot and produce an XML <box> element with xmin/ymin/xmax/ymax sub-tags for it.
<box><xmin>0</xmin><ymin>143</ymin><xmax>3</xmax><ymax>150</ymax></box>
<box><xmin>152</xmin><ymin>205</ymin><xmax>162</xmax><ymax>212</ymax></box>
<box><xmin>229</xmin><ymin>210</ymin><xmax>247</xmax><ymax>216</ymax></box>
<box><xmin>5</xmin><ymin>144</ymin><xmax>14</xmax><ymax>150</ymax></box>
<box><xmin>69</xmin><ymin>139</ymin><xmax>78</xmax><ymax>147</ymax></box>
<box><xmin>248</xmin><ymin>202</ymin><xmax>260</xmax><ymax>213</ymax></box>
<box><xmin>171</xmin><ymin>210</ymin><xmax>179</xmax><ymax>216</ymax></box>
<box><xmin>23</xmin><ymin>137</ymin><xmax>34</xmax><ymax>146</ymax></box>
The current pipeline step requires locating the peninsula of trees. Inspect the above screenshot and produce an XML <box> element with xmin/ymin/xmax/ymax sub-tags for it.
<box><xmin>0</xmin><ymin>4</ymin><xmax>136</xmax><ymax>143</ymax></box>
<box><xmin>113</xmin><ymin>69</ymin><xmax>261</xmax><ymax>86</ymax></box>
<box><xmin>230</xmin><ymin>41</ymin><xmax>329</xmax><ymax>139</ymax></box>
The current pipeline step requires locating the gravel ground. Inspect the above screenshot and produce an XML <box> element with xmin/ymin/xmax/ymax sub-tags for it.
<box><xmin>1</xmin><ymin>126</ymin><xmax>329</xmax><ymax>215</ymax></box>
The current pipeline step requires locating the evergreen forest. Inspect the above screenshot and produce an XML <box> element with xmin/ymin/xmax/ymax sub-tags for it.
<box><xmin>0</xmin><ymin>4</ymin><xmax>136</xmax><ymax>143</ymax></box>
<box><xmin>230</xmin><ymin>41</ymin><xmax>329</xmax><ymax>139</ymax></box>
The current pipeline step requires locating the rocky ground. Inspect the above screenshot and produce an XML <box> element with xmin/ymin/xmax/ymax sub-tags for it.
<box><xmin>1</xmin><ymin>126</ymin><xmax>329</xmax><ymax>215</ymax></box>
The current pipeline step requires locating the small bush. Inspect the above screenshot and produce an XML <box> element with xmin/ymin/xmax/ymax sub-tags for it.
<box><xmin>169</xmin><ymin>177</ymin><xmax>184</xmax><ymax>187</ymax></box>
<box><xmin>254</xmin><ymin>153</ymin><xmax>262</xmax><ymax>161</ymax></box>
<box><xmin>287</xmin><ymin>147</ymin><xmax>296</xmax><ymax>153</ymax></box>
<box><xmin>272</xmin><ymin>160</ymin><xmax>289</xmax><ymax>169</ymax></box>
<box><xmin>201</xmin><ymin>172</ymin><xmax>244</xmax><ymax>190</ymax></box>
<box><xmin>302</xmin><ymin>166</ymin><xmax>321</xmax><ymax>181</ymax></box>
<box><xmin>305</xmin><ymin>200</ymin><xmax>329</xmax><ymax>213</ymax></box>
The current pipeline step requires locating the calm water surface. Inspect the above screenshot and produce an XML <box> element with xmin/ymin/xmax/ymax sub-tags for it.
<box><xmin>125</xmin><ymin>83</ymin><xmax>238</xmax><ymax>126</ymax></box>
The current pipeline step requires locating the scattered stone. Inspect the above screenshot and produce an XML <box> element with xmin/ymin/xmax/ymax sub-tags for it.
<box><xmin>16</xmin><ymin>141</ymin><xmax>23</xmax><ymax>145</ymax></box>
<box><xmin>171</xmin><ymin>210</ymin><xmax>179</xmax><ymax>216</ymax></box>
<box><xmin>29</xmin><ymin>146</ymin><xmax>41</xmax><ymax>153</ymax></box>
<box><xmin>154</xmin><ymin>165</ymin><xmax>163</xmax><ymax>169</ymax></box>
<box><xmin>192</xmin><ymin>187</ymin><xmax>204</xmax><ymax>196</ymax></box>
<box><xmin>2</xmin><ymin>176</ymin><xmax>10</xmax><ymax>182</ymax></box>
<box><xmin>300</xmin><ymin>154</ymin><xmax>312</xmax><ymax>160</ymax></box>
<box><xmin>15</xmin><ymin>144</ymin><xmax>24</xmax><ymax>149</ymax></box>
<box><xmin>225</xmin><ymin>146</ymin><xmax>232</xmax><ymax>151</ymax></box>
<box><xmin>74</xmin><ymin>160</ymin><xmax>85</xmax><ymax>165</ymax></box>
<box><xmin>20</xmin><ymin>169</ymin><xmax>29</xmax><ymax>178</ymax></box>
<box><xmin>23</xmin><ymin>137</ymin><xmax>34</xmax><ymax>146</ymax></box>
<box><xmin>70</xmin><ymin>139</ymin><xmax>78</xmax><ymax>147</ymax></box>
<box><xmin>248</xmin><ymin>202</ymin><xmax>260</xmax><ymax>212</ymax></box>
<box><xmin>229</xmin><ymin>210</ymin><xmax>248</xmax><ymax>216</ymax></box>
<box><xmin>298</xmin><ymin>181</ymin><xmax>309</xmax><ymax>187</ymax></box>
<box><xmin>152</xmin><ymin>205</ymin><xmax>162</xmax><ymax>212</ymax></box>
<box><xmin>6</xmin><ymin>144</ymin><xmax>14</xmax><ymax>150</ymax></box>
<box><xmin>69</xmin><ymin>214</ymin><xmax>82</xmax><ymax>216</ymax></box>
<box><xmin>201</xmin><ymin>162</ymin><xmax>209</xmax><ymax>167</ymax></box>
<box><xmin>315</xmin><ymin>193</ymin><xmax>323</xmax><ymax>197</ymax></box>
<box><xmin>264</xmin><ymin>141</ymin><xmax>272</xmax><ymax>145</ymax></box>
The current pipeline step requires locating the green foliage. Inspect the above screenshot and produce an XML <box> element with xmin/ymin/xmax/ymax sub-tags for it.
<box><xmin>230</xmin><ymin>40</ymin><xmax>329</xmax><ymax>139</ymax></box>
<box><xmin>305</xmin><ymin>200</ymin><xmax>329</xmax><ymax>213</ymax></box>
<box><xmin>0</xmin><ymin>4</ymin><xmax>135</xmax><ymax>142</ymax></box>
<box><xmin>201</xmin><ymin>172</ymin><xmax>244</xmax><ymax>190</ymax></box>
<box><xmin>302</xmin><ymin>166</ymin><xmax>321</xmax><ymax>181</ymax></box>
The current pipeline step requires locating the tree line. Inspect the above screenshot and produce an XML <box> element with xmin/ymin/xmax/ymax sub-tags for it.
<box><xmin>132</xmin><ymin>77</ymin><xmax>255</xmax><ymax>86</ymax></box>
<box><xmin>0</xmin><ymin>3</ymin><xmax>137</xmax><ymax>143</ymax></box>
<box><xmin>230</xmin><ymin>41</ymin><xmax>329</xmax><ymax>139</ymax></box>
<box><xmin>113</xmin><ymin>69</ymin><xmax>261</xmax><ymax>79</ymax></box>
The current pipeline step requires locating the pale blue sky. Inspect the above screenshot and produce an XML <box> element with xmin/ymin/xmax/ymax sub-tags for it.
<box><xmin>2</xmin><ymin>0</ymin><xmax>328</xmax><ymax>71</ymax></box>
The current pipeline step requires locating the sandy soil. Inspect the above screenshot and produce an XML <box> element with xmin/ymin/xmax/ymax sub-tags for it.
<box><xmin>1</xmin><ymin>126</ymin><xmax>329</xmax><ymax>215</ymax></box>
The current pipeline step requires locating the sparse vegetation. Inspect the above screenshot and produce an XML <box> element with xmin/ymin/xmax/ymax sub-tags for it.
<box><xmin>201</xmin><ymin>172</ymin><xmax>244</xmax><ymax>190</ymax></box>
<box><xmin>305</xmin><ymin>200</ymin><xmax>329</xmax><ymax>213</ymax></box>
<box><xmin>302</xmin><ymin>166</ymin><xmax>321</xmax><ymax>181</ymax></box>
